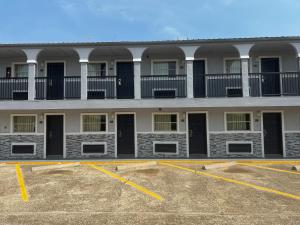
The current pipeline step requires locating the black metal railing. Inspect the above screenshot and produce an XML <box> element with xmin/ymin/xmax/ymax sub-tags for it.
<box><xmin>0</xmin><ymin>77</ymin><xmax>28</xmax><ymax>100</ymax></box>
<box><xmin>141</xmin><ymin>75</ymin><xmax>187</xmax><ymax>98</ymax></box>
<box><xmin>249</xmin><ymin>72</ymin><xmax>300</xmax><ymax>97</ymax></box>
<box><xmin>194</xmin><ymin>73</ymin><xmax>243</xmax><ymax>97</ymax></box>
<box><xmin>87</xmin><ymin>76</ymin><xmax>117</xmax><ymax>99</ymax></box>
<box><xmin>35</xmin><ymin>76</ymin><xmax>81</xmax><ymax>100</ymax></box>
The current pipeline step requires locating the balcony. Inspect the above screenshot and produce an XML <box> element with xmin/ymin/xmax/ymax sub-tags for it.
<box><xmin>141</xmin><ymin>75</ymin><xmax>187</xmax><ymax>98</ymax></box>
<box><xmin>0</xmin><ymin>77</ymin><xmax>28</xmax><ymax>100</ymax></box>
<box><xmin>249</xmin><ymin>72</ymin><xmax>300</xmax><ymax>97</ymax></box>
<box><xmin>35</xmin><ymin>76</ymin><xmax>81</xmax><ymax>100</ymax></box>
<box><xmin>87</xmin><ymin>76</ymin><xmax>116</xmax><ymax>99</ymax></box>
<box><xmin>194</xmin><ymin>73</ymin><xmax>243</xmax><ymax>98</ymax></box>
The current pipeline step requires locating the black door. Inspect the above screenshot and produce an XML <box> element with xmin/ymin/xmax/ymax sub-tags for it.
<box><xmin>188</xmin><ymin>113</ymin><xmax>207</xmax><ymax>156</ymax></box>
<box><xmin>261</xmin><ymin>58</ymin><xmax>280</xmax><ymax>96</ymax></box>
<box><xmin>263</xmin><ymin>113</ymin><xmax>283</xmax><ymax>157</ymax></box>
<box><xmin>116</xmin><ymin>62</ymin><xmax>134</xmax><ymax>99</ymax></box>
<box><xmin>193</xmin><ymin>60</ymin><xmax>206</xmax><ymax>97</ymax></box>
<box><xmin>47</xmin><ymin>63</ymin><xmax>64</xmax><ymax>100</ymax></box>
<box><xmin>46</xmin><ymin>115</ymin><xmax>64</xmax><ymax>157</ymax></box>
<box><xmin>117</xmin><ymin>114</ymin><xmax>135</xmax><ymax>156</ymax></box>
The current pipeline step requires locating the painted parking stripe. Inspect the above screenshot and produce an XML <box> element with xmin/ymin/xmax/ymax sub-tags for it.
<box><xmin>88</xmin><ymin>164</ymin><xmax>163</xmax><ymax>201</ymax></box>
<box><xmin>160</xmin><ymin>162</ymin><xmax>300</xmax><ymax>201</ymax></box>
<box><xmin>238</xmin><ymin>163</ymin><xmax>300</xmax><ymax>175</ymax></box>
<box><xmin>15</xmin><ymin>165</ymin><xmax>29</xmax><ymax>202</ymax></box>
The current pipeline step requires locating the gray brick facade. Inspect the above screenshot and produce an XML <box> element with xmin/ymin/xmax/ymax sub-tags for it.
<box><xmin>285</xmin><ymin>133</ymin><xmax>300</xmax><ymax>158</ymax></box>
<box><xmin>137</xmin><ymin>133</ymin><xmax>187</xmax><ymax>158</ymax></box>
<box><xmin>0</xmin><ymin>135</ymin><xmax>44</xmax><ymax>160</ymax></box>
<box><xmin>65</xmin><ymin>134</ymin><xmax>115</xmax><ymax>159</ymax></box>
<box><xmin>209</xmin><ymin>132</ymin><xmax>262</xmax><ymax>158</ymax></box>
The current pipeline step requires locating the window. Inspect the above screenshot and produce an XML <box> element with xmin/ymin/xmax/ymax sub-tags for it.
<box><xmin>153</xmin><ymin>61</ymin><xmax>176</xmax><ymax>75</ymax></box>
<box><xmin>227</xmin><ymin>142</ymin><xmax>253</xmax><ymax>154</ymax></box>
<box><xmin>154</xmin><ymin>142</ymin><xmax>178</xmax><ymax>154</ymax></box>
<box><xmin>82</xmin><ymin>143</ymin><xmax>106</xmax><ymax>155</ymax></box>
<box><xmin>12</xmin><ymin>115</ymin><xmax>36</xmax><ymax>133</ymax></box>
<box><xmin>226</xmin><ymin>113</ymin><xmax>251</xmax><ymax>131</ymax></box>
<box><xmin>88</xmin><ymin>63</ymin><xmax>106</xmax><ymax>76</ymax></box>
<box><xmin>225</xmin><ymin>59</ymin><xmax>240</xmax><ymax>73</ymax></box>
<box><xmin>153</xmin><ymin>114</ymin><xmax>177</xmax><ymax>132</ymax></box>
<box><xmin>82</xmin><ymin>114</ymin><xmax>107</xmax><ymax>132</ymax></box>
<box><xmin>12</xmin><ymin>143</ymin><xmax>35</xmax><ymax>155</ymax></box>
<box><xmin>14</xmin><ymin>64</ymin><xmax>28</xmax><ymax>77</ymax></box>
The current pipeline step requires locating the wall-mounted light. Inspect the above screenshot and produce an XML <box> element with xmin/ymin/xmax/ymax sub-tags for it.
<box><xmin>181</xmin><ymin>113</ymin><xmax>186</xmax><ymax>122</ymax></box>
<box><xmin>110</xmin><ymin>113</ymin><xmax>115</xmax><ymax>123</ymax></box>
<box><xmin>256</xmin><ymin>111</ymin><xmax>261</xmax><ymax>118</ymax></box>
<box><xmin>39</xmin><ymin>114</ymin><xmax>44</xmax><ymax>124</ymax></box>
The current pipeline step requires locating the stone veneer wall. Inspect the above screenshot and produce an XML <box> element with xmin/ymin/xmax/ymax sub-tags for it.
<box><xmin>285</xmin><ymin>133</ymin><xmax>300</xmax><ymax>158</ymax></box>
<box><xmin>137</xmin><ymin>133</ymin><xmax>187</xmax><ymax>158</ymax></box>
<box><xmin>0</xmin><ymin>135</ymin><xmax>44</xmax><ymax>160</ymax></box>
<box><xmin>209</xmin><ymin>132</ymin><xmax>262</xmax><ymax>158</ymax></box>
<box><xmin>65</xmin><ymin>134</ymin><xmax>115</xmax><ymax>159</ymax></box>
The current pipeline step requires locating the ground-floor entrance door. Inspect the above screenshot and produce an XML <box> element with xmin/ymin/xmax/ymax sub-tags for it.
<box><xmin>46</xmin><ymin>115</ymin><xmax>64</xmax><ymax>158</ymax></box>
<box><xmin>188</xmin><ymin>113</ymin><xmax>207</xmax><ymax>158</ymax></box>
<box><xmin>117</xmin><ymin>114</ymin><xmax>135</xmax><ymax>158</ymax></box>
<box><xmin>263</xmin><ymin>112</ymin><xmax>283</xmax><ymax>158</ymax></box>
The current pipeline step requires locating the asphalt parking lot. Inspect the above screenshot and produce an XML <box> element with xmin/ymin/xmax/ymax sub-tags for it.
<box><xmin>0</xmin><ymin>160</ymin><xmax>300</xmax><ymax>225</ymax></box>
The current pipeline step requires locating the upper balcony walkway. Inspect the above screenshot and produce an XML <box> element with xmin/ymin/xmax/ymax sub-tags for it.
<box><xmin>0</xmin><ymin>37</ymin><xmax>300</xmax><ymax>108</ymax></box>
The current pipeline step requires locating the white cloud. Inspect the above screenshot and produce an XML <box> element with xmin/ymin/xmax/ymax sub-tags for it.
<box><xmin>161</xmin><ymin>26</ymin><xmax>184</xmax><ymax>39</ymax></box>
<box><xmin>221</xmin><ymin>0</ymin><xmax>237</xmax><ymax>6</ymax></box>
<box><xmin>58</xmin><ymin>0</ymin><xmax>81</xmax><ymax>15</ymax></box>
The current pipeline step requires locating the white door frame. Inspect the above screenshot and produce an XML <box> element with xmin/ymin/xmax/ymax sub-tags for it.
<box><xmin>114</xmin><ymin>112</ymin><xmax>137</xmax><ymax>158</ymax></box>
<box><xmin>261</xmin><ymin>110</ymin><xmax>285</xmax><ymax>158</ymax></box>
<box><xmin>44</xmin><ymin>113</ymin><xmax>66</xmax><ymax>159</ymax></box>
<box><xmin>186</xmin><ymin>111</ymin><xmax>210</xmax><ymax>158</ymax></box>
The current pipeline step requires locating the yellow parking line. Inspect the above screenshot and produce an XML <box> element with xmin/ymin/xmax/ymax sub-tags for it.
<box><xmin>160</xmin><ymin>162</ymin><xmax>300</xmax><ymax>201</ymax></box>
<box><xmin>15</xmin><ymin>165</ymin><xmax>29</xmax><ymax>202</ymax></box>
<box><xmin>238</xmin><ymin>163</ymin><xmax>300</xmax><ymax>175</ymax></box>
<box><xmin>88</xmin><ymin>164</ymin><xmax>163</xmax><ymax>201</ymax></box>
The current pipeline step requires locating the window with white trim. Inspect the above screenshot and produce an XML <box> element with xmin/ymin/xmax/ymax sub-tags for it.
<box><xmin>225</xmin><ymin>59</ymin><xmax>240</xmax><ymax>73</ymax></box>
<box><xmin>226</xmin><ymin>113</ymin><xmax>251</xmax><ymax>131</ymax></box>
<box><xmin>153</xmin><ymin>61</ymin><xmax>176</xmax><ymax>75</ymax></box>
<box><xmin>88</xmin><ymin>63</ymin><xmax>106</xmax><ymax>77</ymax></box>
<box><xmin>153</xmin><ymin>114</ymin><xmax>177</xmax><ymax>132</ymax></box>
<box><xmin>13</xmin><ymin>115</ymin><xmax>36</xmax><ymax>133</ymax></box>
<box><xmin>82</xmin><ymin>114</ymin><xmax>106</xmax><ymax>132</ymax></box>
<box><xmin>14</xmin><ymin>64</ymin><xmax>28</xmax><ymax>77</ymax></box>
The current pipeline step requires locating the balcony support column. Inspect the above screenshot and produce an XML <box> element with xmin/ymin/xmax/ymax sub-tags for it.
<box><xmin>74</xmin><ymin>48</ymin><xmax>94</xmax><ymax>100</ymax></box>
<box><xmin>234</xmin><ymin>44</ymin><xmax>254</xmax><ymax>97</ymax></box>
<box><xmin>23</xmin><ymin>49</ymin><xmax>42</xmax><ymax>101</ymax></box>
<box><xmin>241</xmin><ymin>58</ymin><xmax>250</xmax><ymax>97</ymax></box>
<box><xmin>127</xmin><ymin>47</ymin><xmax>146</xmax><ymax>99</ymax></box>
<box><xmin>133</xmin><ymin>60</ymin><xmax>142</xmax><ymax>99</ymax></box>
<box><xmin>27</xmin><ymin>63</ymin><xmax>37</xmax><ymax>101</ymax></box>
<box><xmin>80</xmin><ymin>62</ymin><xmax>88</xmax><ymax>100</ymax></box>
<box><xmin>179</xmin><ymin>46</ymin><xmax>200</xmax><ymax>99</ymax></box>
<box><xmin>186</xmin><ymin>59</ymin><xmax>194</xmax><ymax>98</ymax></box>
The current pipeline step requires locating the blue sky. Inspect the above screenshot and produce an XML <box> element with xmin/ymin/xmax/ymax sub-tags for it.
<box><xmin>0</xmin><ymin>0</ymin><xmax>299</xmax><ymax>43</ymax></box>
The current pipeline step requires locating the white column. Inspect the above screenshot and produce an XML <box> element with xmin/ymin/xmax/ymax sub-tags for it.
<box><xmin>234</xmin><ymin>44</ymin><xmax>254</xmax><ymax>97</ymax></box>
<box><xmin>127</xmin><ymin>47</ymin><xmax>146</xmax><ymax>100</ymax></box>
<box><xmin>27</xmin><ymin>63</ymin><xmax>36</xmax><ymax>100</ymax></box>
<box><xmin>186</xmin><ymin>59</ymin><xmax>194</xmax><ymax>98</ymax></box>
<box><xmin>133</xmin><ymin>59</ymin><xmax>141</xmax><ymax>99</ymax></box>
<box><xmin>241</xmin><ymin>58</ymin><xmax>250</xmax><ymax>97</ymax></box>
<box><xmin>23</xmin><ymin>49</ymin><xmax>42</xmax><ymax>101</ymax></box>
<box><xmin>178</xmin><ymin>46</ymin><xmax>200</xmax><ymax>99</ymax></box>
<box><xmin>74</xmin><ymin>48</ymin><xmax>94</xmax><ymax>100</ymax></box>
<box><xmin>80</xmin><ymin>62</ymin><xmax>88</xmax><ymax>100</ymax></box>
